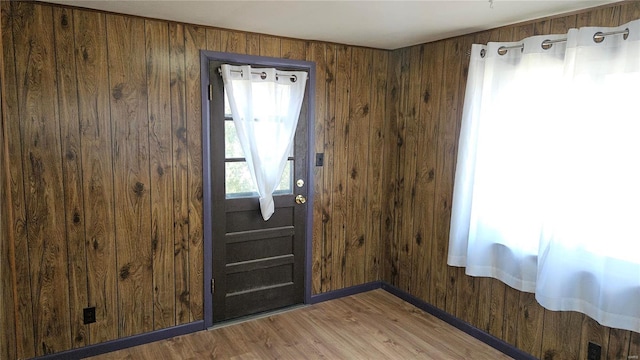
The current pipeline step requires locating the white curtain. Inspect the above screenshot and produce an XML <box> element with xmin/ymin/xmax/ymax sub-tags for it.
<box><xmin>221</xmin><ymin>64</ymin><xmax>307</xmax><ymax>220</ymax></box>
<box><xmin>449</xmin><ymin>19</ymin><xmax>640</xmax><ymax>332</ymax></box>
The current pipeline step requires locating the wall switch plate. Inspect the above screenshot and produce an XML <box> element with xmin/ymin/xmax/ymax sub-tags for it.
<box><xmin>315</xmin><ymin>153</ymin><xmax>324</xmax><ymax>167</ymax></box>
<box><xmin>83</xmin><ymin>307</ymin><xmax>96</xmax><ymax>324</ymax></box>
<box><xmin>587</xmin><ymin>342</ymin><xmax>601</xmax><ymax>360</ymax></box>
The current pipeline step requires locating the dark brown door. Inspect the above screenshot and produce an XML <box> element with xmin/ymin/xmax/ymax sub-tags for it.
<box><xmin>209</xmin><ymin>61</ymin><xmax>308</xmax><ymax>322</ymax></box>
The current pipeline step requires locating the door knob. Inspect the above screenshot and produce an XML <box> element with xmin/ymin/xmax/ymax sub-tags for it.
<box><xmin>295</xmin><ymin>195</ymin><xmax>306</xmax><ymax>204</ymax></box>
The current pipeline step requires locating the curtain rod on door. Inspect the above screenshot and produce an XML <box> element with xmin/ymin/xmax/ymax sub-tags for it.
<box><xmin>487</xmin><ymin>28</ymin><xmax>630</xmax><ymax>57</ymax></box>
<box><xmin>218</xmin><ymin>67</ymin><xmax>302</xmax><ymax>82</ymax></box>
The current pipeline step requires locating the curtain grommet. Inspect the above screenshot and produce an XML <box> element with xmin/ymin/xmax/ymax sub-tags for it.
<box><xmin>593</xmin><ymin>32</ymin><xmax>605</xmax><ymax>43</ymax></box>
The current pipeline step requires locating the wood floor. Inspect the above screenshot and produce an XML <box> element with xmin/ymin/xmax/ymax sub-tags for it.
<box><xmin>87</xmin><ymin>289</ymin><xmax>513</xmax><ymax>359</ymax></box>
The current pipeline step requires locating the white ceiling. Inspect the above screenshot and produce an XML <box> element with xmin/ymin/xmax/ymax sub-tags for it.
<box><xmin>43</xmin><ymin>0</ymin><xmax>620</xmax><ymax>50</ymax></box>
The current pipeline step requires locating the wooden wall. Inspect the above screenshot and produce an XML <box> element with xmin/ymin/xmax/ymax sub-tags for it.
<box><xmin>383</xmin><ymin>1</ymin><xmax>640</xmax><ymax>360</ymax></box>
<box><xmin>2</xmin><ymin>1</ymin><xmax>639</xmax><ymax>359</ymax></box>
<box><xmin>0</xmin><ymin>2</ymin><xmax>387</xmax><ymax>358</ymax></box>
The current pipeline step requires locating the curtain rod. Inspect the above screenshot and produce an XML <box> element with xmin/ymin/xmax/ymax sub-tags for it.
<box><xmin>218</xmin><ymin>67</ymin><xmax>300</xmax><ymax>82</ymax></box>
<box><xmin>492</xmin><ymin>28</ymin><xmax>630</xmax><ymax>56</ymax></box>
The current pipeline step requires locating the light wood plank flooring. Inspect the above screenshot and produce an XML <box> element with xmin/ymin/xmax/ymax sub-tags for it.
<box><xmin>88</xmin><ymin>289</ymin><xmax>513</xmax><ymax>359</ymax></box>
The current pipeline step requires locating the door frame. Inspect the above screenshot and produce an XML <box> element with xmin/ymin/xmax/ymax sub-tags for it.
<box><xmin>200</xmin><ymin>50</ymin><xmax>315</xmax><ymax>328</ymax></box>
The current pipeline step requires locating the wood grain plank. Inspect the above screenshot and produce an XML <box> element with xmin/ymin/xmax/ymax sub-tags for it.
<box><xmin>451</xmin><ymin>33</ymin><xmax>476</xmax><ymax>326</ymax></box>
<box><xmin>344</xmin><ymin>47</ymin><xmax>371</xmax><ymax>287</ymax></box>
<box><xmin>329</xmin><ymin>45</ymin><xmax>351</xmax><ymax>290</ymax></box>
<box><xmin>576</xmin><ymin>3</ymin><xmax>620</xmax><ymax>27</ymax></box>
<box><xmin>259</xmin><ymin>34</ymin><xmax>280</xmax><ymax>58</ymax></box>
<box><xmin>220</xmin><ymin>29</ymin><xmax>246</xmax><ymax>54</ymax></box>
<box><xmin>106</xmin><ymin>13</ymin><xmax>153</xmax><ymax>337</ymax></box>
<box><xmin>608</xmin><ymin>329</ymin><xmax>631</xmax><ymax>360</ymax></box>
<box><xmin>410</xmin><ymin>41</ymin><xmax>443</xmax><ymax>302</ymax></box>
<box><xmin>306</xmin><ymin>41</ymin><xmax>326</xmax><ymax>295</ymax></box>
<box><xmin>169</xmin><ymin>22</ymin><xmax>191</xmax><ymax>325</ymax></box>
<box><xmin>364</xmin><ymin>49</ymin><xmax>388</xmax><ymax>284</ymax></box>
<box><xmin>1</xmin><ymin>2</ymin><xmax>35</xmax><ymax>358</ymax></box>
<box><xmin>205</xmin><ymin>28</ymin><xmax>221</xmax><ymax>52</ymax></box>
<box><xmin>184</xmin><ymin>24</ymin><xmax>206</xmax><ymax>321</ymax></box>
<box><xmin>12</xmin><ymin>2</ymin><xmax>72</xmax><ymax>355</ymax></box>
<box><xmin>246</xmin><ymin>33</ymin><xmax>260</xmax><ymax>56</ymax></box>
<box><xmin>281</xmin><ymin>38</ymin><xmax>306</xmax><ymax>60</ymax></box>
<box><xmin>618</xmin><ymin>0</ymin><xmax>640</xmax><ymax>24</ymax></box>
<box><xmin>516</xmin><ymin>292</ymin><xmax>544</xmax><ymax>358</ymax></box>
<box><xmin>145</xmin><ymin>19</ymin><xmax>175</xmax><ymax>330</ymax></box>
<box><xmin>629</xmin><ymin>331</ymin><xmax>640</xmax><ymax>360</ymax></box>
<box><xmin>381</xmin><ymin>45</ymin><xmax>400</xmax><ymax>286</ymax></box>
<box><xmin>541</xmin><ymin>310</ymin><xmax>583</xmax><ymax>360</ymax></box>
<box><xmin>73</xmin><ymin>9</ymin><xmax>118</xmax><ymax>345</ymax></box>
<box><xmin>579</xmin><ymin>317</ymin><xmax>610</xmax><ymax>360</ymax></box>
<box><xmin>432</xmin><ymin>37</ymin><xmax>462</xmax><ymax>314</ymax></box>
<box><xmin>398</xmin><ymin>45</ymin><xmax>421</xmax><ymax>294</ymax></box>
<box><xmin>0</xmin><ymin>3</ymin><xmax>19</xmax><ymax>358</ymax></box>
<box><xmin>321</xmin><ymin>43</ymin><xmax>337</xmax><ymax>292</ymax></box>
<box><xmin>392</xmin><ymin>47</ymin><xmax>410</xmax><ymax>290</ymax></box>
<box><xmin>53</xmin><ymin>6</ymin><xmax>89</xmax><ymax>349</ymax></box>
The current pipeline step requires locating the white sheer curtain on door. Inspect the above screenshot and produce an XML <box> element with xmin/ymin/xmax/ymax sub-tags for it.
<box><xmin>449</xmin><ymin>19</ymin><xmax>640</xmax><ymax>332</ymax></box>
<box><xmin>221</xmin><ymin>64</ymin><xmax>307</xmax><ymax>220</ymax></box>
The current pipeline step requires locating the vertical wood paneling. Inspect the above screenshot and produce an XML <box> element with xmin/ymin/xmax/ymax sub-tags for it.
<box><xmin>247</xmin><ymin>33</ymin><xmax>260</xmax><ymax>56</ymax></box>
<box><xmin>184</xmin><ymin>24</ymin><xmax>205</xmax><ymax>322</ymax></box>
<box><xmin>364</xmin><ymin>49</ymin><xmax>387</xmax><ymax>284</ymax></box>
<box><xmin>0</xmin><ymin>3</ymin><xmax>18</xmax><ymax>359</ymax></box>
<box><xmin>52</xmin><ymin>6</ymin><xmax>89</xmax><ymax>350</ymax></box>
<box><xmin>391</xmin><ymin>48</ymin><xmax>410</xmax><ymax>290</ymax></box>
<box><xmin>1</xmin><ymin>2</ymin><xmax>35</xmax><ymax>358</ymax></box>
<box><xmin>321</xmin><ymin>43</ymin><xmax>337</xmax><ymax>293</ymax></box>
<box><xmin>12</xmin><ymin>3</ymin><xmax>72</xmax><ymax>355</ymax></box>
<box><xmin>382</xmin><ymin>45</ymin><xmax>400</xmax><ymax>286</ymax></box>
<box><xmin>344</xmin><ymin>47</ymin><xmax>371</xmax><ymax>287</ymax></box>
<box><xmin>106</xmin><ymin>14</ymin><xmax>153</xmax><ymax>337</ymax></box>
<box><xmin>281</xmin><ymin>39</ymin><xmax>306</xmax><ymax>61</ymax></box>
<box><xmin>145</xmin><ymin>19</ymin><xmax>175</xmax><ymax>330</ymax></box>
<box><xmin>452</xmin><ymin>33</ymin><xmax>477</xmax><ymax>328</ymax></box>
<box><xmin>398</xmin><ymin>46</ymin><xmax>421</xmax><ymax>293</ymax></box>
<box><xmin>410</xmin><ymin>41</ymin><xmax>443</xmax><ymax>302</ymax></box>
<box><xmin>330</xmin><ymin>45</ymin><xmax>351</xmax><ymax>290</ymax></box>
<box><xmin>259</xmin><ymin>35</ymin><xmax>281</xmax><ymax>58</ymax></box>
<box><xmin>168</xmin><ymin>22</ymin><xmax>191</xmax><ymax>325</ymax></box>
<box><xmin>391</xmin><ymin>5</ymin><xmax>640</xmax><ymax>360</ymax></box>
<box><xmin>205</xmin><ymin>28</ymin><xmax>221</xmax><ymax>53</ymax></box>
<box><xmin>73</xmin><ymin>9</ymin><xmax>118</xmax><ymax>345</ymax></box>
<box><xmin>307</xmin><ymin>42</ymin><xmax>326</xmax><ymax>295</ymax></box>
<box><xmin>2</xmin><ymin>2</ymin><xmax>638</xmax><ymax>358</ymax></box>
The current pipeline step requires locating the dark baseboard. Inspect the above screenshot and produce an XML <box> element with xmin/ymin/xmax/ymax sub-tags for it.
<box><xmin>309</xmin><ymin>281</ymin><xmax>383</xmax><ymax>304</ymax></box>
<box><xmin>380</xmin><ymin>282</ymin><xmax>536</xmax><ymax>360</ymax></box>
<box><xmin>35</xmin><ymin>282</ymin><xmax>534</xmax><ymax>360</ymax></box>
<box><xmin>34</xmin><ymin>321</ymin><xmax>204</xmax><ymax>360</ymax></box>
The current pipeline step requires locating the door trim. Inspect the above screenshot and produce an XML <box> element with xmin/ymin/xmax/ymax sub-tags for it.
<box><xmin>200</xmin><ymin>50</ymin><xmax>315</xmax><ymax>328</ymax></box>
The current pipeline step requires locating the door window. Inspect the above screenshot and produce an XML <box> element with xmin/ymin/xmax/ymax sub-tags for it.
<box><xmin>224</xmin><ymin>92</ymin><xmax>293</xmax><ymax>198</ymax></box>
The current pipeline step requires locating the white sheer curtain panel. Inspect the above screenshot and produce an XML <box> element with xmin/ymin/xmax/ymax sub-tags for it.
<box><xmin>449</xmin><ymin>19</ymin><xmax>640</xmax><ymax>332</ymax></box>
<box><xmin>221</xmin><ymin>64</ymin><xmax>307</xmax><ymax>220</ymax></box>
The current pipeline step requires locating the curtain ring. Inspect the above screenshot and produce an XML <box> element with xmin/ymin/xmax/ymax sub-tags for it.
<box><xmin>593</xmin><ymin>32</ymin><xmax>605</xmax><ymax>43</ymax></box>
<box><xmin>260</xmin><ymin>72</ymin><xmax>267</xmax><ymax>80</ymax></box>
<box><xmin>290</xmin><ymin>74</ymin><xmax>297</xmax><ymax>83</ymax></box>
<box><xmin>497</xmin><ymin>46</ymin><xmax>508</xmax><ymax>56</ymax></box>
<box><xmin>541</xmin><ymin>39</ymin><xmax>553</xmax><ymax>50</ymax></box>
<box><xmin>623</xmin><ymin>28</ymin><xmax>629</xmax><ymax>40</ymax></box>
<box><xmin>480</xmin><ymin>49</ymin><xmax>486</xmax><ymax>58</ymax></box>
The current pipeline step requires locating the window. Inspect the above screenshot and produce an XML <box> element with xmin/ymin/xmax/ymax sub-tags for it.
<box><xmin>223</xmin><ymin>93</ymin><xmax>293</xmax><ymax>198</ymax></box>
<box><xmin>448</xmin><ymin>20</ymin><xmax>640</xmax><ymax>332</ymax></box>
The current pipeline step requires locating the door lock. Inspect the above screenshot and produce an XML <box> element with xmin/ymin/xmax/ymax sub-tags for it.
<box><xmin>295</xmin><ymin>195</ymin><xmax>306</xmax><ymax>204</ymax></box>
